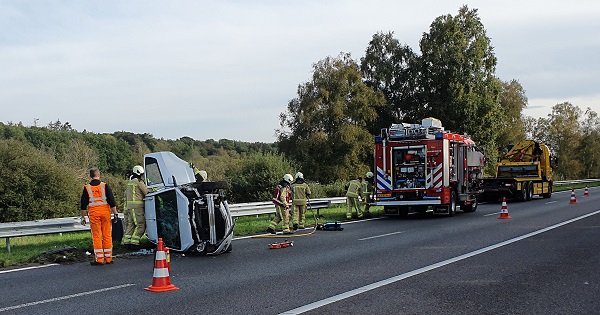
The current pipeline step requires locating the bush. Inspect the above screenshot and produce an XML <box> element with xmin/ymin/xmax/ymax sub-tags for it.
<box><xmin>226</xmin><ymin>152</ymin><xmax>294</xmax><ymax>203</ymax></box>
<box><xmin>0</xmin><ymin>139</ymin><xmax>81</xmax><ymax>222</ymax></box>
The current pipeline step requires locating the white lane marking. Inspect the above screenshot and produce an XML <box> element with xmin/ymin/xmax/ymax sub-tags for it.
<box><xmin>546</xmin><ymin>201</ymin><xmax>557</xmax><ymax>204</ymax></box>
<box><xmin>0</xmin><ymin>283</ymin><xmax>136</xmax><ymax>313</ymax></box>
<box><xmin>483</xmin><ymin>212</ymin><xmax>500</xmax><ymax>217</ymax></box>
<box><xmin>0</xmin><ymin>263</ymin><xmax>58</xmax><ymax>274</ymax></box>
<box><xmin>279</xmin><ymin>209</ymin><xmax>600</xmax><ymax>315</ymax></box>
<box><xmin>358</xmin><ymin>231</ymin><xmax>404</xmax><ymax>241</ymax></box>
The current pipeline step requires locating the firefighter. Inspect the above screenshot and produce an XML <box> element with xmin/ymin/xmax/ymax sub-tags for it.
<box><xmin>123</xmin><ymin>165</ymin><xmax>148</xmax><ymax>250</ymax></box>
<box><xmin>345</xmin><ymin>176</ymin><xmax>364</xmax><ymax>219</ymax></box>
<box><xmin>194</xmin><ymin>167</ymin><xmax>208</xmax><ymax>182</ymax></box>
<box><xmin>362</xmin><ymin>171</ymin><xmax>375</xmax><ymax>217</ymax></box>
<box><xmin>291</xmin><ymin>172</ymin><xmax>311</xmax><ymax>230</ymax></box>
<box><xmin>267</xmin><ymin>174</ymin><xmax>294</xmax><ymax>234</ymax></box>
<box><xmin>80</xmin><ymin>167</ymin><xmax>119</xmax><ymax>265</ymax></box>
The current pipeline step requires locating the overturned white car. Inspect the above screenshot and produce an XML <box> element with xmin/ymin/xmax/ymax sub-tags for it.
<box><xmin>143</xmin><ymin>152</ymin><xmax>234</xmax><ymax>255</ymax></box>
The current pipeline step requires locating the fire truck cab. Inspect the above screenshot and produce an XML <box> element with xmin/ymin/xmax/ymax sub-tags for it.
<box><xmin>374</xmin><ymin>118</ymin><xmax>484</xmax><ymax>217</ymax></box>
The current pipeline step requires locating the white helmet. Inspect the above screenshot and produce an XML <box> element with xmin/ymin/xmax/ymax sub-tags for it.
<box><xmin>132</xmin><ymin>165</ymin><xmax>144</xmax><ymax>175</ymax></box>
<box><xmin>366</xmin><ymin>171</ymin><xmax>374</xmax><ymax>179</ymax></box>
<box><xmin>283</xmin><ymin>173</ymin><xmax>293</xmax><ymax>184</ymax></box>
<box><xmin>198</xmin><ymin>170</ymin><xmax>208</xmax><ymax>181</ymax></box>
<box><xmin>294</xmin><ymin>172</ymin><xmax>304</xmax><ymax>180</ymax></box>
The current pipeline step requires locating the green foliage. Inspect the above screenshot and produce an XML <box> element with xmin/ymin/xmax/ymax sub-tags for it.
<box><xmin>278</xmin><ymin>52</ymin><xmax>386</xmax><ymax>183</ymax></box>
<box><xmin>418</xmin><ymin>5</ymin><xmax>502</xmax><ymax>160</ymax></box>
<box><xmin>361</xmin><ymin>31</ymin><xmax>419</xmax><ymax>131</ymax></box>
<box><xmin>526</xmin><ymin>102</ymin><xmax>600</xmax><ymax>179</ymax></box>
<box><xmin>497</xmin><ymin>79</ymin><xmax>528</xmax><ymax>151</ymax></box>
<box><xmin>0</xmin><ymin>139</ymin><xmax>80</xmax><ymax>222</ymax></box>
<box><xmin>226</xmin><ymin>152</ymin><xmax>294</xmax><ymax>203</ymax></box>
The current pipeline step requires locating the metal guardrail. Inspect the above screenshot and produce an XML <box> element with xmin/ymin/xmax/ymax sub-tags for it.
<box><xmin>0</xmin><ymin>197</ymin><xmax>348</xmax><ymax>252</ymax></box>
<box><xmin>554</xmin><ymin>179</ymin><xmax>600</xmax><ymax>186</ymax></box>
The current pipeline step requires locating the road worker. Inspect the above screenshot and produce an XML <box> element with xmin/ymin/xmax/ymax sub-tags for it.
<box><xmin>362</xmin><ymin>172</ymin><xmax>375</xmax><ymax>217</ymax></box>
<box><xmin>123</xmin><ymin>165</ymin><xmax>148</xmax><ymax>250</ymax></box>
<box><xmin>267</xmin><ymin>174</ymin><xmax>294</xmax><ymax>234</ymax></box>
<box><xmin>80</xmin><ymin>167</ymin><xmax>119</xmax><ymax>265</ymax></box>
<box><xmin>291</xmin><ymin>172</ymin><xmax>311</xmax><ymax>230</ymax></box>
<box><xmin>345</xmin><ymin>176</ymin><xmax>364</xmax><ymax>219</ymax></box>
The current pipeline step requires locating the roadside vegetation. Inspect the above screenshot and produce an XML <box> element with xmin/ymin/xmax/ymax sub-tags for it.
<box><xmin>1</xmin><ymin>5</ymin><xmax>600</xmax><ymax>266</ymax></box>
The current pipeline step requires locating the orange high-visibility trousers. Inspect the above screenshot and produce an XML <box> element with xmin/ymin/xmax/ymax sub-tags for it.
<box><xmin>89</xmin><ymin>212</ymin><xmax>113</xmax><ymax>263</ymax></box>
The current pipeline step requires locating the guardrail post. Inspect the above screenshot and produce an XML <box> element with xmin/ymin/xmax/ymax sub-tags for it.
<box><xmin>5</xmin><ymin>237</ymin><xmax>10</xmax><ymax>253</ymax></box>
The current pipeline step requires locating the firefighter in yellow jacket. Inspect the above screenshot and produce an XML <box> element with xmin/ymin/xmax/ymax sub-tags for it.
<box><xmin>346</xmin><ymin>176</ymin><xmax>364</xmax><ymax>219</ymax></box>
<box><xmin>123</xmin><ymin>165</ymin><xmax>148</xmax><ymax>250</ymax></box>
<box><xmin>80</xmin><ymin>168</ymin><xmax>119</xmax><ymax>265</ymax></box>
<box><xmin>362</xmin><ymin>172</ymin><xmax>375</xmax><ymax>217</ymax></box>
<box><xmin>267</xmin><ymin>174</ymin><xmax>294</xmax><ymax>234</ymax></box>
<box><xmin>291</xmin><ymin>172</ymin><xmax>311</xmax><ymax>230</ymax></box>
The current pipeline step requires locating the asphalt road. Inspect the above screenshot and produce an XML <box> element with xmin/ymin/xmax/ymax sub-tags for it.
<box><xmin>1</xmin><ymin>187</ymin><xmax>599</xmax><ymax>315</ymax></box>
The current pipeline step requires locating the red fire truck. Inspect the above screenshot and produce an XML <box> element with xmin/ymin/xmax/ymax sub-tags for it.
<box><xmin>373</xmin><ymin>118</ymin><xmax>484</xmax><ymax>217</ymax></box>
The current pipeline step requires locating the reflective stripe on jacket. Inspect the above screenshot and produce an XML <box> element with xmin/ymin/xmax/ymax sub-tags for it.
<box><xmin>85</xmin><ymin>182</ymin><xmax>110</xmax><ymax>214</ymax></box>
<box><xmin>272</xmin><ymin>184</ymin><xmax>291</xmax><ymax>208</ymax></box>
<box><xmin>292</xmin><ymin>182</ymin><xmax>311</xmax><ymax>206</ymax></box>
<box><xmin>125</xmin><ymin>178</ymin><xmax>147</xmax><ymax>207</ymax></box>
<box><xmin>346</xmin><ymin>180</ymin><xmax>362</xmax><ymax>198</ymax></box>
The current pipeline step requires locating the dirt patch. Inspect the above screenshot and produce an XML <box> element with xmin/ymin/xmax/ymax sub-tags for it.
<box><xmin>33</xmin><ymin>246</ymin><xmax>90</xmax><ymax>264</ymax></box>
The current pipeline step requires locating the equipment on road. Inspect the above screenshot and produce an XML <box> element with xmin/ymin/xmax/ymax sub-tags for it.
<box><xmin>144</xmin><ymin>152</ymin><xmax>234</xmax><ymax>255</ymax></box>
<box><xmin>481</xmin><ymin>140</ymin><xmax>554</xmax><ymax>202</ymax></box>
<box><xmin>498</xmin><ymin>197</ymin><xmax>511</xmax><ymax>219</ymax></box>
<box><xmin>374</xmin><ymin>118</ymin><xmax>483</xmax><ymax>217</ymax></box>
<box><xmin>269</xmin><ymin>240</ymin><xmax>293</xmax><ymax>249</ymax></box>
<box><xmin>569</xmin><ymin>188</ymin><xmax>578</xmax><ymax>204</ymax></box>
<box><xmin>316</xmin><ymin>221</ymin><xmax>343</xmax><ymax>231</ymax></box>
<box><xmin>145</xmin><ymin>238</ymin><xmax>179</xmax><ymax>292</ymax></box>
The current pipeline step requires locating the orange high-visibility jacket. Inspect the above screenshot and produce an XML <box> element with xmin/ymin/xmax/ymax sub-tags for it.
<box><xmin>85</xmin><ymin>182</ymin><xmax>111</xmax><ymax>214</ymax></box>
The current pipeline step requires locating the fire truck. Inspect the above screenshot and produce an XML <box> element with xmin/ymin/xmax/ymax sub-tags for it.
<box><xmin>374</xmin><ymin>118</ymin><xmax>484</xmax><ymax>217</ymax></box>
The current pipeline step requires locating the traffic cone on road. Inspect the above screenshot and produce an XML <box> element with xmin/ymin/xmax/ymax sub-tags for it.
<box><xmin>583</xmin><ymin>186</ymin><xmax>590</xmax><ymax>197</ymax></box>
<box><xmin>145</xmin><ymin>238</ymin><xmax>179</xmax><ymax>293</ymax></box>
<box><xmin>498</xmin><ymin>197</ymin><xmax>511</xmax><ymax>219</ymax></box>
<box><xmin>569</xmin><ymin>188</ymin><xmax>578</xmax><ymax>204</ymax></box>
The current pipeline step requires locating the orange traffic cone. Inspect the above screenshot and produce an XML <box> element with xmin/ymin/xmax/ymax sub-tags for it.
<box><xmin>583</xmin><ymin>186</ymin><xmax>590</xmax><ymax>197</ymax></box>
<box><xmin>498</xmin><ymin>197</ymin><xmax>511</xmax><ymax>219</ymax></box>
<box><xmin>145</xmin><ymin>238</ymin><xmax>179</xmax><ymax>292</ymax></box>
<box><xmin>569</xmin><ymin>188</ymin><xmax>577</xmax><ymax>204</ymax></box>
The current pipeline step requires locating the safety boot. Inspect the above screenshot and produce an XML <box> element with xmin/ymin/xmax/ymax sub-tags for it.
<box><xmin>266</xmin><ymin>227</ymin><xmax>276</xmax><ymax>234</ymax></box>
<box><xmin>292</xmin><ymin>223</ymin><xmax>299</xmax><ymax>231</ymax></box>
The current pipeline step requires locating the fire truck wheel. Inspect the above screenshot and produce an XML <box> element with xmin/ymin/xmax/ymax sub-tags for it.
<box><xmin>449</xmin><ymin>191</ymin><xmax>457</xmax><ymax>216</ymax></box>
<box><xmin>462</xmin><ymin>197</ymin><xmax>478</xmax><ymax>212</ymax></box>
<box><xmin>399</xmin><ymin>206</ymin><xmax>409</xmax><ymax>218</ymax></box>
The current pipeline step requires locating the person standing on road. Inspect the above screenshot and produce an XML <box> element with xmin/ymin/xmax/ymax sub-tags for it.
<box><xmin>80</xmin><ymin>167</ymin><xmax>119</xmax><ymax>265</ymax></box>
<box><xmin>362</xmin><ymin>172</ymin><xmax>375</xmax><ymax>217</ymax></box>
<box><xmin>123</xmin><ymin>165</ymin><xmax>148</xmax><ymax>250</ymax></box>
<box><xmin>346</xmin><ymin>176</ymin><xmax>364</xmax><ymax>219</ymax></box>
<box><xmin>291</xmin><ymin>172</ymin><xmax>311</xmax><ymax>231</ymax></box>
<box><xmin>267</xmin><ymin>174</ymin><xmax>294</xmax><ymax>234</ymax></box>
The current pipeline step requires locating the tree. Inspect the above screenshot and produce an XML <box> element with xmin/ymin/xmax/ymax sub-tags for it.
<box><xmin>578</xmin><ymin>108</ymin><xmax>600</xmax><ymax>178</ymax></box>
<box><xmin>360</xmin><ymin>31</ymin><xmax>419</xmax><ymax>131</ymax></box>
<box><xmin>418</xmin><ymin>5</ymin><xmax>502</xmax><ymax>160</ymax></box>
<box><xmin>277</xmin><ymin>53</ymin><xmax>386</xmax><ymax>183</ymax></box>
<box><xmin>496</xmin><ymin>79</ymin><xmax>528</xmax><ymax>151</ymax></box>
<box><xmin>538</xmin><ymin>102</ymin><xmax>583</xmax><ymax>179</ymax></box>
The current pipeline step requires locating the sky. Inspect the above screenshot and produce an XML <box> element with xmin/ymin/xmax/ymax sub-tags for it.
<box><xmin>1</xmin><ymin>1</ymin><xmax>598</xmax><ymax>143</ymax></box>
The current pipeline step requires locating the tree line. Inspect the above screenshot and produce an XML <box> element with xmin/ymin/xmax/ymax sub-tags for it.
<box><xmin>1</xmin><ymin>6</ymin><xmax>598</xmax><ymax>222</ymax></box>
